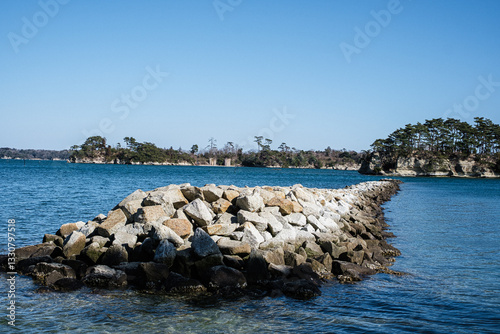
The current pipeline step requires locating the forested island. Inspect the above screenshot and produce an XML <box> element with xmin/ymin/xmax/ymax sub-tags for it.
<box><xmin>360</xmin><ymin>117</ymin><xmax>500</xmax><ymax>177</ymax></box>
<box><xmin>69</xmin><ymin>136</ymin><xmax>362</xmax><ymax>169</ymax></box>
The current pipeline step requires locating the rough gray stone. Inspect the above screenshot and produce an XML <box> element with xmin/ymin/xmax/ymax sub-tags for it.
<box><xmin>184</xmin><ymin>199</ymin><xmax>215</xmax><ymax>226</ymax></box>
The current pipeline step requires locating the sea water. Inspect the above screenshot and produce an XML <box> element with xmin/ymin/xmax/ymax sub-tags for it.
<box><xmin>0</xmin><ymin>160</ymin><xmax>498</xmax><ymax>333</ymax></box>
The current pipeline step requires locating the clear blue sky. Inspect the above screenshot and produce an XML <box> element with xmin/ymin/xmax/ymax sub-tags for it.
<box><xmin>1</xmin><ymin>0</ymin><xmax>500</xmax><ymax>152</ymax></box>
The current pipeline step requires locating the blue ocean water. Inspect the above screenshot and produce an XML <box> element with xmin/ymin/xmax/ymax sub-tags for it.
<box><xmin>0</xmin><ymin>160</ymin><xmax>499</xmax><ymax>333</ymax></box>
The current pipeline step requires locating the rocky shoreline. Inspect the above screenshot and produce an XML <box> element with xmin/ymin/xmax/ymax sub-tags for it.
<box><xmin>1</xmin><ymin>180</ymin><xmax>403</xmax><ymax>299</ymax></box>
<box><xmin>360</xmin><ymin>153</ymin><xmax>500</xmax><ymax>178</ymax></box>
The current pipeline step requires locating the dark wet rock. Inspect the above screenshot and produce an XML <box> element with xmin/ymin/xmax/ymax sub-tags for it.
<box><xmin>153</xmin><ymin>240</ymin><xmax>176</xmax><ymax>268</ymax></box>
<box><xmin>100</xmin><ymin>244</ymin><xmax>128</xmax><ymax>266</ymax></box>
<box><xmin>52</xmin><ymin>278</ymin><xmax>85</xmax><ymax>291</ymax></box>
<box><xmin>223</xmin><ymin>255</ymin><xmax>245</xmax><ymax>270</ymax></box>
<box><xmin>82</xmin><ymin>265</ymin><xmax>127</xmax><ymax>288</ymax></box>
<box><xmin>332</xmin><ymin>260</ymin><xmax>376</xmax><ymax>282</ymax></box>
<box><xmin>284</xmin><ymin>250</ymin><xmax>306</xmax><ymax>267</ymax></box>
<box><xmin>17</xmin><ymin>256</ymin><xmax>53</xmax><ymax>274</ymax></box>
<box><xmin>163</xmin><ymin>272</ymin><xmax>206</xmax><ymax>293</ymax></box>
<box><xmin>33</xmin><ymin>262</ymin><xmax>76</xmax><ymax>285</ymax></box>
<box><xmin>192</xmin><ymin>228</ymin><xmax>221</xmax><ymax>258</ymax></box>
<box><xmin>268</xmin><ymin>263</ymin><xmax>292</xmax><ymax>278</ymax></box>
<box><xmin>206</xmin><ymin>265</ymin><xmax>247</xmax><ymax>290</ymax></box>
<box><xmin>15</xmin><ymin>243</ymin><xmax>60</xmax><ymax>261</ymax></box>
<box><xmin>339</xmin><ymin>250</ymin><xmax>364</xmax><ymax>265</ymax></box>
<box><xmin>291</xmin><ymin>263</ymin><xmax>322</xmax><ymax>285</ymax></box>
<box><xmin>137</xmin><ymin>262</ymin><xmax>170</xmax><ymax>289</ymax></box>
<box><xmin>194</xmin><ymin>254</ymin><xmax>224</xmax><ymax>276</ymax></box>
<box><xmin>171</xmin><ymin>247</ymin><xmax>195</xmax><ymax>278</ymax></box>
<box><xmin>245</xmin><ymin>250</ymin><xmax>270</xmax><ymax>284</ymax></box>
<box><xmin>61</xmin><ymin>259</ymin><xmax>88</xmax><ymax>280</ymax></box>
<box><xmin>282</xmin><ymin>279</ymin><xmax>321</xmax><ymax>299</ymax></box>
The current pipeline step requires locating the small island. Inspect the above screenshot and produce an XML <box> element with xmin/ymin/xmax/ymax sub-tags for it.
<box><xmin>359</xmin><ymin>117</ymin><xmax>500</xmax><ymax>177</ymax></box>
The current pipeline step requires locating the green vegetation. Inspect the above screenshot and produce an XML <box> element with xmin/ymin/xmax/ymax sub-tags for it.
<box><xmin>0</xmin><ymin>147</ymin><xmax>69</xmax><ymax>160</ymax></box>
<box><xmin>69</xmin><ymin>136</ymin><xmax>362</xmax><ymax>168</ymax></box>
<box><xmin>371</xmin><ymin>117</ymin><xmax>500</xmax><ymax>156</ymax></box>
<box><xmin>368</xmin><ymin>117</ymin><xmax>500</xmax><ymax>172</ymax></box>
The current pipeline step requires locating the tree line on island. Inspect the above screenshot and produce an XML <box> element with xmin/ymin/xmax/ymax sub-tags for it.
<box><xmin>69</xmin><ymin>136</ymin><xmax>362</xmax><ymax>169</ymax></box>
<box><xmin>367</xmin><ymin>117</ymin><xmax>500</xmax><ymax>173</ymax></box>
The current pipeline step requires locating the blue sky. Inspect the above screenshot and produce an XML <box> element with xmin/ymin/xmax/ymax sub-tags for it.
<box><xmin>1</xmin><ymin>0</ymin><xmax>500</xmax><ymax>152</ymax></box>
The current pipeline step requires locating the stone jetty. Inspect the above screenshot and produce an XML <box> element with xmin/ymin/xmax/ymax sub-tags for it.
<box><xmin>1</xmin><ymin>180</ymin><xmax>402</xmax><ymax>299</ymax></box>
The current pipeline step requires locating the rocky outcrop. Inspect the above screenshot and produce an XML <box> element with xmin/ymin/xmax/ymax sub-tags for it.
<box><xmin>1</xmin><ymin>180</ymin><xmax>403</xmax><ymax>299</ymax></box>
<box><xmin>360</xmin><ymin>153</ymin><xmax>500</xmax><ymax>178</ymax></box>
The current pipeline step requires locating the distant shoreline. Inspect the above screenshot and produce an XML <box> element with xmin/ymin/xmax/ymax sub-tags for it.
<box><xmin>0</xmin><ymin>158</ymin><xmax>360</xmax><ymax>171</ymax></box>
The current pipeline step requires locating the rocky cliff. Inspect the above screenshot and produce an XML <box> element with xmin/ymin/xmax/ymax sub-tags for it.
<box><xmin>2</xmin><ymin>180</ymin><xmax>403</xmax><ymax>299</ymax></box>
<box><xmin>359</xmin><ymin>153</ymin><xmax>500</xmax><ymax>177</ymax></box>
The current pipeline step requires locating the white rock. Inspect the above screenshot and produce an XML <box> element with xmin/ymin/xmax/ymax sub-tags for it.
<box><xmin>241</xmin><ymin>222</ymin><xmax>264</xmax><ymax>249</ymax></box>
<box><xmin>285</xmin><ymin>213</ymin><xmax>307</xmax><ymax>227</ymax></box>
<box><xmin>184</xmin><ymin>198</ymin><xmax>215</xmax><ymax>226</ymax></box>
<box><xmin>259</xmin><ymin>212</ymin><xmax>283</xmax><ymax>236</ymax></box>
<box><xmin>236</xmin><ymin>192</ymin><xmax>264</xmax><ymax>212</ymax></box>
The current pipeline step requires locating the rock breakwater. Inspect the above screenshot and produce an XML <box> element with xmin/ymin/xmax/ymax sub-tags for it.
<box><xmin>2</xmin><ymin>180</ymin><xmax>402</xmax><ymax>299</ymax></box>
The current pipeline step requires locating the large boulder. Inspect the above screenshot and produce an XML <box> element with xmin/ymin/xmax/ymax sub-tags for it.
<box><xmin>236</xmin><ymin>192</ymin><xmax>264</xmax><ymax>212</ymax></box>
<box><xmin>137</xmin><ymin>262</ymin><xmax>170</xmax><ymax>288</ymax></box>
<box><xmin>240</xmin><ymin>222</ymin><xmax>264</xmax><ymax>249</ymax></box>
<box><xmin>62</xmin><ymin>231</ymin><xmax>86</xmax><ymax>258</ymax></box>
<box><xmin>266</xmin><ymin>197</ymin><xmax>294</xmax><ymax>215</ymax></box>
<box><xmin>116</xmin><ymin>189</ymin><xmax>147</xmax><ymax>209</ymax></box>
<box><xmin>206</xmin><ymin>265</ymin><xmax>247</xmax><ymax>290</ymax></box>
<box><xmin>163</xmin><ymin>272</ymin><xmax>206</xmax><ymax>294</ymax></box>
<box><xmin>153</xmin><ymin>240</ymin><xmax>176</xmax><ymax>268</ymax></box>
<box><xmin>245</xmin><ymin>250</ymin><xmax>269</xmax><ymax>284</ymax></box>
<box><xmin>82</xmin><ymin>265</ymin><xmax>127</xmax><ymax>288</ymax></box>
<box><xmin>100</xmin><ymin>244</ymin><xmax>128</xmax><ymax>266</ymax></box>
<box><xmin>211</xmin><ymin>198</ymin><xmax>232</xmax><ymax>214</ymax></box>
<box><xmin>184</xmin><ymin>199</ymin><xmax>214</xmax><ymax>227</ymax></box>
<box><xmin>143</xmin><ymin>188</ymin><xmax>188</xmax><ymax>209</ymax></box>
<box><xmin>136</xmin><ymin>205</ymin><xmax>173</xmax><ymax>224</ymax></box>
<box><xmin>191</xmin><ymin>228</ymin><xmax>221</xmax><ymax>258</ymax></box>
<box><xmin>57</xmin><ymin>222</ymin><xmax>85</xmax><ymax>238</ymax></box>
<box><xmin>80</xmin><ymin>242</ymin><xmax>107</xmax><ymax>264</ymax></box>
<box><xmin>216</xmin><ymin>238</ymin><xmax>251</xmax><ymax>256</ymax></box>
<box><xmin>15</xmin><ymin>243</ymin><xmax>60</xmax><ymax>261</ymax></box>
<box><xmin>223</xmin><ymin>189</ymin><xmax>240</xmax><ymax>202</ymax></box>
<box><xmin>237</xmin><ymin>211</ymin><xmax>268</xmax><ymax>232</ymax></box>
<box><xmin>33</xmin><ymin>262</ymin><xmax>76</xmax><ymax>286</ymax></box>
<box><xmin>150</xmin><ymin>225</ymin><xmax>184</xmax><ymax>247</ymax></box>
<box><xmin>96</xmin><ymin>209</ymin><xmax>127</xmax><ymax>237</ymax></box>
<box><xmin>180</xmin><ymin>186</ymin><xmax>204</xmax><ymax>202</ymax></box>
<box><xmin>201</xmin><ymin>185</ymin><xmax>223</xmax><ymax>203</ymax></box>
<box><xmin>163</xmin><ymin>218</ymin><xmax>193</xmax><ymax>239</ymax></box>
<box><xmin>113</xmin><ymin>231</ymin><xmax>137</xmax><ymax>248</ymax></box>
